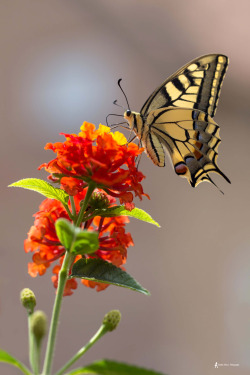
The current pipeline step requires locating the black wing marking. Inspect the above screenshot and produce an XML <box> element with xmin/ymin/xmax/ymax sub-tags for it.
<box><xmin>140</xmin><ymin>54</ymin><xmax>228</xmax><ymax>118</ymax></box>
<box><xmin>145</xmin><ymin>107</ymin><xmax>230</xmax><ymax>187</ymax></box>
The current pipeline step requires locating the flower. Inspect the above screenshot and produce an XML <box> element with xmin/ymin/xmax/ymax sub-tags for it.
<box><xmin>25</xmin><ymin>123</ymin><xmax>149</xmax><ymax>295</ymax></box>
<box><xmin>24</xmin><ymin>199</ymin><xmax>68</xmax><ymax>277</ymax></box>
<box><xmin>39</xmin><ymin>122</ymin><xmax>149</xmax><ymax>210</ymax></box>
<box><xmin>25</xmin><ymin>190</ymin><xmax>134</xmax><ymax>296</ymax></box>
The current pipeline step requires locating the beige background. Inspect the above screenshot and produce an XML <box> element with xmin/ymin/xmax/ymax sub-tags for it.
<box><xmin>1</xmin><ymin>1</ymin><xmax>250</xmax><ymax>375</ymax></box>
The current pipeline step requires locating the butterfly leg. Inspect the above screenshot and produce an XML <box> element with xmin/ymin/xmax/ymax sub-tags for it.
<box><xmin>135</xmin><ymin>139</ymin><xmax>143</xmax><ymax>169</ymax></box>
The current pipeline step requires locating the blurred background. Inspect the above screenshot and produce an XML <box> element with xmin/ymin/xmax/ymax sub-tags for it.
<box><xmin>1</xmin><ymin>1</ymin><xmax>250</xmax><ymax>374</ymax></box>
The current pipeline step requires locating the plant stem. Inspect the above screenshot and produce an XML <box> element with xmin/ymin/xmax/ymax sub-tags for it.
<box><xmin>75</xmin><ymin>183</ymin><xmax>96</xmax><ymax>227</ymax></box>
<box><xmin>42</xmin><ymin>184</ymin><xmax>95</xmax><ymax>375</ymax></box>
<box><xmin>28</xmin><ymin>313</ymin><xmax>36</xmax><ymax>373</ymax></box>
<box><xmin>42</xmin><ymin>251</ymin><xmax>75</xmax><ymax>375</ymax></box>
<box><xmin>69</xmin><ymin>196</ymin><xmax>76</xmax><ymax>218</ymax></box>
<box><xmin>32</xmin><ymin>338</ymin><xmax>41</xmax><ymax>375</ymax></box>
<box><xmin>64</xmin><ymin>204</ymin><xmax>74</xmax><ymax>220</ymax></box>
<box><xmin>54</xmin><ymin>324</ymin><xmax>108</xmax><ymax>375</ymax></box>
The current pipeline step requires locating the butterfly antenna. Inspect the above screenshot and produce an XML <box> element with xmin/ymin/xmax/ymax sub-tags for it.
<box><xmin>118</xmin><ymin>78</ymin><xmax>131</xmax><ymax>110</ymax></box>
<box><xmin>113</xmin><ymin>100</ymin><xmax>126</xmax><ymax>110</ymax></box>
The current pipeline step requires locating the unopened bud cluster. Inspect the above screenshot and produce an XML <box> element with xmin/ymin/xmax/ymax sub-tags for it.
<box><xmin>20</xmin><ymin>288</ymin><xmax>36</xmax><ymax>314</ymax></box>
<box><xmin>103</xmin><ymin>310</ymin><xmax>121</xmax><ymax>331</ymax></box>
<box><xmin>31</xmin><ymin>310</ymin><xmax>47</xmax><ymax>341</ymax></box>
<box><xmin>88</xmin><ymin>191</ymin><xmax>110</xmax><ymax>210</ymax></box>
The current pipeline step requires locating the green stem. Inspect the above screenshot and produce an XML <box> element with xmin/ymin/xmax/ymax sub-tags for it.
<box><xmin>54</xmin><ymin>324</ymin><xmax>108</xmax><ymax>375</ymax></box>
<box><xmin>75</xmin><ymin>183</ymin><xmax>96</xmax><ymax>227</ymax></box>
<box><xmin>32</xmin><ymin>339</ymin><xmax>41</xmax><ymax>375</ymax></box>
<box><xmin>69</xmin><ymin>196</ymin><xmax>76</xmax><ymax>218</ymax></box>
<box><xmin>64</xmin><ymin>204</ymin><xmax>74</xmax><ymax>220</ymax></box>
<box><xmin>41</xmin><ymin>184</ymin><xmax>96</xmax><ymax>375</ymax></box>
<box><xmin>28</xmin><ymin>313</ymin><xmax>36</xmax><ymax>373</ymax></box>
<box><xmin>42</xmin><ymin>251</ymin><xmax>75</xmax><ymax>375</ymax></box>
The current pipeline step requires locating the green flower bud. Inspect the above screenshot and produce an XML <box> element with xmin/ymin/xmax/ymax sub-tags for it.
<box><xmin>103</xmin><ymin>310</ymin><xmax>121</xmax><ymax>332</ymax></box>
<box><xmin>88</xmin><ymin>191</ymin><xmax>110</xmax><ymax>210</ymax></box>
<box><xmin>30</xmin><ymin>310</ymin><xmax>47</xmax><ymax>341</ymax></box>
<box><xmin>20</xmin><ymin>288</ymin><xmax>36</xmax><ymax>314</ymax></box>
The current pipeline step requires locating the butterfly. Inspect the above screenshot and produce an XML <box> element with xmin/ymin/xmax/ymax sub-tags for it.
<box><xmin>121</xmin><ymin>54</ymin><xmax>230</xmax><ymax>190</ymax></box>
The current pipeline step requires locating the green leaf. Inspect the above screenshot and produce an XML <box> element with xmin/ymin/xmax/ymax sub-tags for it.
<box><xmin>65</xmin><ymin>359</ymin><xmax>167</xmax><ymax>375</ymax></box>
<box><xmin>9</xmin><ymin>178</ymin><xmax>69</xmax><ymax>206</ymax></box>
<box><xmin>0</xmin><ymin>349</ymin><xmax>32</xmax><ymax>375</ymax></box>
<box><xmin>91</xmin><ymin>206</ymin><xmax>160</xmax><ymax>227</ymax></box>
<box><xmin>70</xmin><ymin>258</ymin><xmax>150</xmax><ymax>295</ymax></box>
<box><xmin>55</xmin><ymin>219</ymin><xmax>75</xmax><ymax>251</ymax></box>
<box><xmin>55</xmin><ymin>218</ymin><xmax>99</xmax><ymax>255</ymax></box>
<box><xmin>71</xmin><ymin>231</ymin><xmax>99</xmax><ymax>255</ymax></box>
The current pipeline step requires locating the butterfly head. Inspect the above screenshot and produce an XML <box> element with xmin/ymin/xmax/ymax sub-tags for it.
<box><xmin>125</xmin><ymin>109</ymin><xmax>131</xmax><ymax>117</ymax></box>
<box><xmin>123</xmin><ymin>110</ymin><xmax>142</xmax><ymax>134</ymax></box>
<box><xmin>124</xmin><ymin>109</ymin><xmax>133</xmax><ymax>127</ymax></box>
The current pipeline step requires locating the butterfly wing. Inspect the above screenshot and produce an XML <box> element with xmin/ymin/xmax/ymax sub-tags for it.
<box><xmin>145</xmin><ymin>107</ymin><xmax>230</xmax><ymax>187</ymax></box>
<box><xmin>140</xmin><ymin>54</ymin><xmax>228</xmax><ymax>118</ymax></box>
<box><xmin>145</xmin><ymin>132</ymin><xmax>165</xmax><ymax>167</ymax></box>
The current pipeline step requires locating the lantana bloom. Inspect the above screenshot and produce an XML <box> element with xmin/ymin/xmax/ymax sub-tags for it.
<box><xmin>25</xmin><ymin>123</ymin><xmax>149</xmax><ymax>295</ymax></box>
<box><xmin>39</xmin><ymin>122</ymin><xmax>148</xmax><ymax>210</ymax></box>
<box><xmin>25</xmin><ymin>192</ymin><xmax>134</xmax><ymax>296</ymax></box>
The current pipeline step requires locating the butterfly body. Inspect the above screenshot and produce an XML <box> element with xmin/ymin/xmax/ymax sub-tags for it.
<box><xmin>123</xmin><ymin>54</ymin><xmax>230</xmax><ymax>188</ymax></box>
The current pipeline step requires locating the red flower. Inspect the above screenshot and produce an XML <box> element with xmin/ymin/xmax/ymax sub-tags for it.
<box><xmin>39</xmin><ymin>122</ymin><xmax>149</xmax><ymax>210</ymax></box>
<box><xmin>24</xmin><ymin>199</ymin><xmax>68</xmax><ymax>276</ymax></box>
<box><xmin>25</xmin><ymin>191</ymin><xmax>134</xmax><ymax>296</ymax></box>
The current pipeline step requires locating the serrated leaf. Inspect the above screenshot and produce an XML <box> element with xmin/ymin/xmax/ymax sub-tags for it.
<box><xmin>9</xmin><ymin>178</ymin><xmax>69</xmax><ymax>205</ymax></box>
<box><xmin>70</xmin><ymin>258</ymin><xmax>149</xmax><ymax>295</ymax></box>
<box><xmin>55</xmin><ymin>219</ymin><xmax>99</xmax><ymax>255</ymax></box>
<box><xmin>65</xmin><ymin>359</ymin><xmax>167</xmax><ymax>375</ymax></box>
<box><xmin>0</xmin><ymin>349</ymin><xmax>32</xmax><ymax>375</ymax></box>
<box><xmin>92</xmin><ymin>206</ymin><xmax>160</xmax><ymax>227</ymax></box>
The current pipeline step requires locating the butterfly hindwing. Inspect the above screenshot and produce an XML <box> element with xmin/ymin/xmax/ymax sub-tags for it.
<box><xmin>140</xmin><ymin>54</ymin><xmax>228</xmax><ymax>118</ymax></box>
<box><xmin>146</xmin><ymin>107</ymin><xmax>230</xmax><ymax>187</ymax></box>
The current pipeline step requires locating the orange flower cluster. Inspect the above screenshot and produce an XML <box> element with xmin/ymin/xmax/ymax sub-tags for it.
<box><xmin>25</xmin><ymin>192</ymin><xmax>134</xmax><ymax>296</ymax></box>
<box><xmin>39</xmin><ymin>122</ymin><xmax>148</xmax><ymax>210</ymax></box>
<box><xmin>25</xmin><ymin>123</ymin><xmax>149</xmax><ymax>295</ymax></box>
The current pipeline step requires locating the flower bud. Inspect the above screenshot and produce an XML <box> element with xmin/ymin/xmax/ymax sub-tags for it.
<box><xmin>20</xmin><ymin>288</ymin><xmax>36</xmax><ymax>314</ymax></box>
<box><xmin>88</xmin><ymin>191</ymin><xmax>110</xmax><ymax>210</ymax></box>
<box><xmin>30</xmin><ymin>310</ymin><xmax>47</xmax><ymax>341</ymax></box>
<box><xmin>103</xmin><ymin>310</ymin><xmax>121</xmax><ymax>332</ymax></box>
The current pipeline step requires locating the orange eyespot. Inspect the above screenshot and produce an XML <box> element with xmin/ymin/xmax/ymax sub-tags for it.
<box><xmin>175</xmin><ymin>163</ymin><xmax>188</xmax><ymax>175</ymax></box>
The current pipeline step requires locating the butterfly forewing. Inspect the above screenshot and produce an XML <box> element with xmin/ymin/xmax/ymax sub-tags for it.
<box><xmin>140</xmin><ymin>54</ymin><xmax>228</xmax><ymax>118</ymax></box>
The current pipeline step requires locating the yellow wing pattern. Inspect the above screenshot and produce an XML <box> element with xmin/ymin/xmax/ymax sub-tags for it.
<box><xmin>145</xmin><ymin>107</ymin><xmax>230</xmax><ymax>187</ymax></box>
<box><xmin>141</xmin><ymin>54</ymin><xmax>228</xmax><ymax>119</ymax></box>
